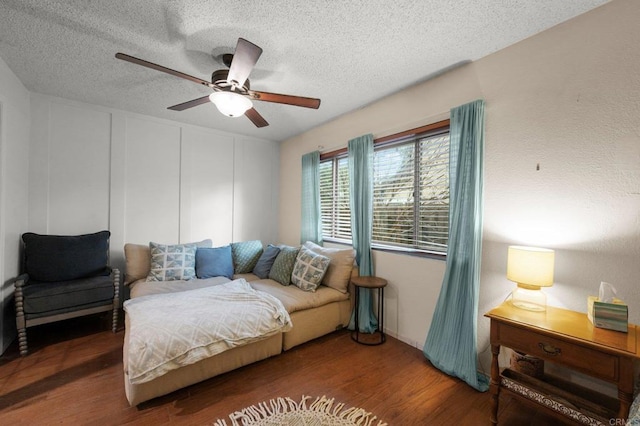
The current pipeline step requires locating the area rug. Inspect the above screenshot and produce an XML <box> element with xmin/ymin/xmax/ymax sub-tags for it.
<box><xmin>213</xmin><ymin>395</ymin><xmax>388</xmax><ymax>426</ymax></box>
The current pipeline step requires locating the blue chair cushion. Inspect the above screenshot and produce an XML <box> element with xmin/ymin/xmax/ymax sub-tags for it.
<box><xmin>22</xmin><ymin>274</ymin><xmax>114</xmax><ymax>318</ymax></box>
<box><xmin>22</xmin><ymin>231</ymin><xmax>111</xmax><ymax>282</ymax></box>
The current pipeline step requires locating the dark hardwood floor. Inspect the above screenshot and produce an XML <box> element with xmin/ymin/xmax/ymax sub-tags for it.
<box><xmin>0</xmin><ymin>313</ymin><xmax>563</xmax><ymax>425</ymax></box>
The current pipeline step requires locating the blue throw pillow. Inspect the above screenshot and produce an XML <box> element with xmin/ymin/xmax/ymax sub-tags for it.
<box><xmin>196</xmin><ymin>245</ymin><xmax>234</xmax><ymax>279</ymax></box>
<box><xmin>252</xmin><ymin>244</ymin><xmax>281</xmax><ymax>279</ymax></box>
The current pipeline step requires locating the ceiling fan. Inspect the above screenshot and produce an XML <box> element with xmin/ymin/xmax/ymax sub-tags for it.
<box><xmin>115</xmin><ymin>38</ymin><xmax>321</xmax><ymax>128</ymax></box>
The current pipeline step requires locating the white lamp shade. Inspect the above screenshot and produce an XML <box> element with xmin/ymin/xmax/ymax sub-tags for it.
<box><xmin>507</xmin><ymin>246</ymin><xmax>555</xmax><ymax>288</ymax></box>
<box><xmin>209</xmin><ymin>91</ymin><xmax>253</xmax><ymax>117</ymax></box>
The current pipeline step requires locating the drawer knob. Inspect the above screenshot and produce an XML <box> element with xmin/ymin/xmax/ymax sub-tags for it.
<box><xmin>538</xmin><ymin>342</ymin><xmax>561</xmax><ymax>356</ymax></box>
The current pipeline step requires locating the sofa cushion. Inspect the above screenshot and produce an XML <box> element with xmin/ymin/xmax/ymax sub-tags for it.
<box><xmin>23</xmin><ymin>275</ymin><xmax>114</xmax><ymax>316</ymax></box>
<box><xmin>252</xmin><ymin>244</ymin><xmax>281</xmax><ymax>279</ymax></box>
<box><xmin>124</xmin><ymin>243</ymin><xmax>151</xmax><ymax>285</ymax></box>
<box><xmin>233</xmin><ymin>272</ymin><xmax>260</xmax><ymax>282</ymax></box>
<box><xmin>196</xmin><ymin>245</ymin><xmax>234</xmax><ymax>279</ymax></box>
<box><xmin>268</xmin><ymin>245</ymin><xmax>300</xmax><ymax>286</ymax></box>
<box><xmin>125</xmin><ymin>239</ymin><xmax>212</xmax><ymax>284</ymax></box>
<box><xmin>231</xmin><ymin>240</ymin><xmax>263</xmax><ymax>274</ymax></box>
<box><xmin>291</xmin><ymin>246</ymin><xmax>331</xmax><ymax>292</ymax></box>
<box><xmin>129</xmin><ymin>276</ymin><xmax>231</xmax><ymax>299</ymax></box>
<box><xmin>249</xmin><ymin>278</ymin><xmax>349</xmax><ymax>314</ymax></box>
<box><xmin>22</xmin><ymin>231</ymin><xmax>111</xmax><ymax>282</ymax></box>
<box><xmin>303</xmin><ymin>241</ymin><xmax>356</xmax><ymax>293</ymax></box>
<box><xmin>147</xmin><ymin>242</ymin><xmax>197</xmax><ymax>282</ymax></box>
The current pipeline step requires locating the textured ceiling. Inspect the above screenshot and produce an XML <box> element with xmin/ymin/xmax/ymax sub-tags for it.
<box><xmin>0</xmin><ymin>0</ymin><xmax>609</xmax><ymax>142</ymax></box>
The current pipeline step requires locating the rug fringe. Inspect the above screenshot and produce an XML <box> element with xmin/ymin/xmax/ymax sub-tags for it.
<box><xmin>213</xmin><ymin>395</ymin><xmax>387</xmax><ymax>426</ymax></box>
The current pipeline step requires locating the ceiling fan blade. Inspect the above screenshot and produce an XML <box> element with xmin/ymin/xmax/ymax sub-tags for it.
<box><xmin>245</xmin><ymin>108</ymin><xmax>269</xmax><ymax>128</ymax></box>
<box><xmin>115</xmin><ymin>53</ymin><xmax>211</xmax><ymax>87</ymax></box>
<box><xmin>227</xmin><ymin>38</ymin><xmax>262</xmax><ymax>89</ymax></box>
<box><xmin>167</xmin><ymin>95</ymin><xmax>211</xmax><ymax>111</ymax></box>
<box><xmin>249</xmin><ymin>91</ymin><xmax>321</xmax><ymax>109</ymax></box>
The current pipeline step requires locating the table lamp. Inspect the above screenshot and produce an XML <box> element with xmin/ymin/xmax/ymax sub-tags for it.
<box><xmin>507</xmin><ymin>245</ymin><xmax>555</xmax><ymax>311</ymax></box>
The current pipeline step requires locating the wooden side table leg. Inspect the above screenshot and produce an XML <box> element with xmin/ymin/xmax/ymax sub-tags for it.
<box><xmin>617</xmin><ymin>358</ymin><xmax>634</xmax><ymax>421</ymax></box>
<box><xmin>351</xmin><ymin>285</ymin><xmax>361</xmax><ymax>343</ymax></box>
<box><xmin>378</xmin><ymin>287</ymin><xmax>385</xmax><ymax>344</ymax></box>
<box><xmin>490</xmin><ymin>343</ymin><xmax>501</xmax><ymax>425</ymax></box>
<box><xmin>618</xmin><ymin>389</ymin><xmax>632</xmax><ymax>423</ymax></box>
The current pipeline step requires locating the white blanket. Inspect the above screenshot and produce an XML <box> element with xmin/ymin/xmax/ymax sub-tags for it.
<box><xmin>124</xmin><ymin>279</ymin><xmax>292</xmax><ymax>384</ymax></box>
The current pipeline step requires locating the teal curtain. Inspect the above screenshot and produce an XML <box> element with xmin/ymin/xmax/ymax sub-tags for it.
<box><xmin>423</xmin><ymin>99</ymin><xmax>488</xmax><ymax>392</ymax></box>
<box><xmin>347</xmin><ymin>134</ymin><xmax>378</xmax><ymax>333</ymax></box>
<box><xmin>301</xmin><ymin>151</ymin><xmax>323</xmax><ymax>245</ymax></box>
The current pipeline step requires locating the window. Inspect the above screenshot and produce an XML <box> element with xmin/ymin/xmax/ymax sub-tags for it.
<box><xmin>319</xmin><ymin>123</ymin><xmax>450</xmax><ymax>256</ymax></box>
<box><xmin>319</xmin><ymin>157</ymin><xmax>351</xmax><ymax>241</ymax></box>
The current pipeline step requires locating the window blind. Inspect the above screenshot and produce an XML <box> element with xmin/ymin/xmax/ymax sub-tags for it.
<box><xmin>319</xmin><ymin>128</ymin><xmax>449</xmax><ymax>255</ymax></box>
<box><xmin>319</xmin><ymin>157</ymin><xmax>351</xmax><ymax>241</ymax></box>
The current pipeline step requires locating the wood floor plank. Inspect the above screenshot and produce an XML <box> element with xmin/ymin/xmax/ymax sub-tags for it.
<box><xmin>0</xmin><ymin>313</ymin><xmax>566</xmax><ymax>425</ymax></box>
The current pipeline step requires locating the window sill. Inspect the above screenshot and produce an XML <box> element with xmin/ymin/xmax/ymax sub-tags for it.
<box><xmin>322</xmin><ymin>238</ymin><xmax>446</xmax><ymax>261</ymax></box>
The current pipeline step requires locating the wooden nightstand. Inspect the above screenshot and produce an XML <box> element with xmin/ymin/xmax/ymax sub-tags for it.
<box><xmin>486</xmin><ymin>303</ymin><xmax>639</xmax><ymax>425</ymax></box>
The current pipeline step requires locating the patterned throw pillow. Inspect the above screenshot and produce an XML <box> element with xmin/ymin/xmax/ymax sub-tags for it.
<box><xmin>146</xmin><ymin>242</ymin><xmax>197</xmax><ymax>282</ymax></box>
<box><xmin>231</xmin><ymin>240</ymin><xmax>264</xmax><ymax>273</ymax></box>
<box><xmin>268</xmin><ymin>245</ymin><xmax>300</xmax><ymax>286</ymax></box>
<box><xmin>291</xmin><ymin>246</ymin><xmax>331</xmax><ymax>292</ymax></box>
<box><xmin>303</xmin><ymin>241</ymin><xmax>356</xmax><ymax>293</ymax></box>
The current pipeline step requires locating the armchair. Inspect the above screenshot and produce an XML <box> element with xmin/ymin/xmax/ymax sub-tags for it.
<box><xmin>14</xmin><ymin>230</ymin><xmax>119</xmax><ymax>355</ymax></box>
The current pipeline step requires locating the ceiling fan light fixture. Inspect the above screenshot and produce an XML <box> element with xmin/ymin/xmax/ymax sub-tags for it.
<box><xmin>209</xmin><ymin>91</ymin><xmax>252</xmax><ymax>117</ymax></box>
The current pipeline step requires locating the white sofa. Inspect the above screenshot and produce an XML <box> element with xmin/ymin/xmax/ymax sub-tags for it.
<box><xmin>122</xmin><ymin>241</ymin><xmax>356</xmax><ymax>406</ymax></box>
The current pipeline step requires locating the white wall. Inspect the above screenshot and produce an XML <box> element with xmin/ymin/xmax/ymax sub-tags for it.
<box><xmin>28</xmin><ymin>94</ymin><xmax>280</xmax><ymax>276</ymax></box>
<box><xmin>0</xmin><ymin>74</ymin><xmax>279</xmax><ymax>354</ymax></box>
<box><xmin>0</xmin><ymin>55</ymin><xmax>30</xmax><ymax>353</ymax></box>
<box><xmin>279</xmin><ymin>0</ymin><xmax>640</xmax><ymax>368</ymax></box>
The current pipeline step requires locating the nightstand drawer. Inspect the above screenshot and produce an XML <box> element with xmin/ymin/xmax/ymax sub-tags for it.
<box><xmin>496</xmin><ymin>322</ymin><xmax>618</xmax><ymax>382</ymax></box>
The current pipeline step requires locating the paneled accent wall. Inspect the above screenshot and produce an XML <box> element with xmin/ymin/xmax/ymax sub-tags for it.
<box><xmin>121</xmin><ymin>116</ymin><xmax>182</xmax><ymax>246</ymax></box>
<box><xmin>179</xmin><ymin>126</ymin><xmax>235</xmax><ymax>246</ymax></box>
<box><xmin>29</xmin><ymin>94</ymin><xmax>279</xmax><ymax>274</ymax></box>
<box><xmin>0</xmin><ymin>56</ymin><xmax>31</xmax><ymax>353</ymax></box>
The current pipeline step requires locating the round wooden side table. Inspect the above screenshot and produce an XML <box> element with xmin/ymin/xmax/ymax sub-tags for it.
<box><xmin>351</xmin><ymin>275</ymin><xmax>388</xmax><ymax>345</ymax></box>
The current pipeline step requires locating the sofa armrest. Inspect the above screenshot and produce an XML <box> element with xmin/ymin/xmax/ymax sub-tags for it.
<box><xmin>13</xmin><ymin>273</ymin><xmax>29</xmax><ymax>286</ymax></box>
<box><xmin>111</xmin><ymin>268</ymin><xmax>121</xmax><ymax>331</ymax></box>
<box><xmin>13</xmin><ymin>273</ymin><xmax>29</xmax><ymax>293</ymax></box>
<box><xmin>111</xmin><ymin>268</ymin><xmax>121</xmax><ymax>303</ymax></box>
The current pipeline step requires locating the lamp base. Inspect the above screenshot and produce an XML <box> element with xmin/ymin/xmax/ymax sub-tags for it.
<box><xmin>512</xmin><ymin>284</ymin><xmax>547</xmax><ymax>312</ymax></box>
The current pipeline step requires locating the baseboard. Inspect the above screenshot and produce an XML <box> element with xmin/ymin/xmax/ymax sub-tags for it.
<box><xmin>383</xmin><ymin>329</ymin><xmax>424</xmax><ymax>351</ymax></box>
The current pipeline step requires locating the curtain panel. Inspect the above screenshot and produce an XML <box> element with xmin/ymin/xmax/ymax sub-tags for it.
<box><xmin>347</xmin><ymin>134</ymin><xmax>378</xmax><ymax>333</ymax></box>
<box><xmin>300</xmin><ymin>150</ymin><xmax>323</xmax><ymax>245</ymax></box>
<box><xmin>423</xmin><ymin>99</ymin><xmax>489</xmax><ymax>392</ymax></box>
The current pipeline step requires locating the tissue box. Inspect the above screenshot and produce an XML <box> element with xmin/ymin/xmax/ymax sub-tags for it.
<box><xmin>587</xmin><ymin>295</ymin><xmax>628</xmax><ymax>332</ymax></box>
